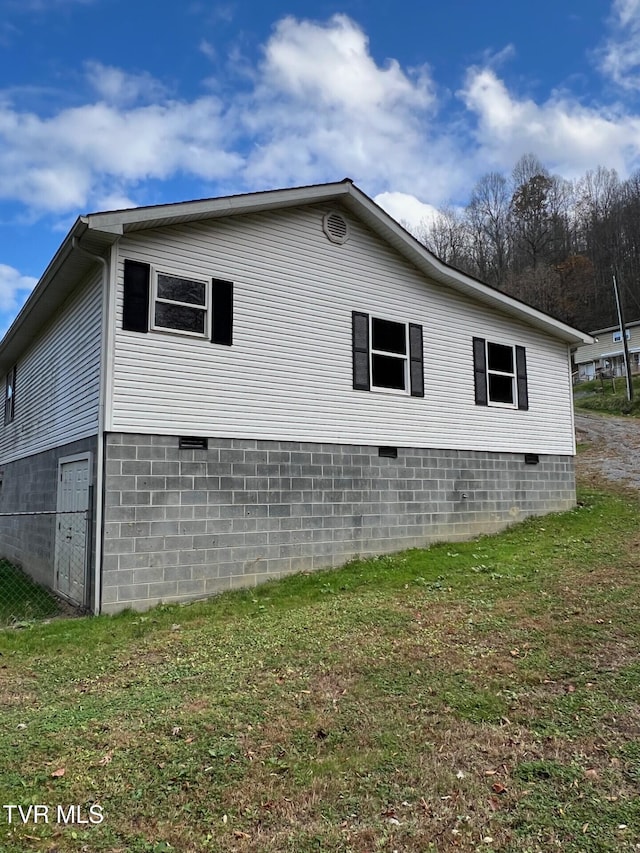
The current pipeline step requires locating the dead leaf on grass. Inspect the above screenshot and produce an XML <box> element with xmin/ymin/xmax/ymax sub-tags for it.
<box><xmin>51</xmin><ymin>767</ymin><xmax>65</xmax><ymax>778</ymax></box>
<box><xmin>492</xmin><ymin>782</ymin><xmax>507</xmax><ymax>795</ymax></box>
<box><xmin>98</xmin><ymin>751</ymin><xmax>113</xmax><ymax>766</ymax></box>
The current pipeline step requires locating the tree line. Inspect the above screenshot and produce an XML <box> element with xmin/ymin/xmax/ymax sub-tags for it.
<box><xmin>416</xmin><ymin>154</ymin><xmax>640</xmax><ymax>332</ymax></box>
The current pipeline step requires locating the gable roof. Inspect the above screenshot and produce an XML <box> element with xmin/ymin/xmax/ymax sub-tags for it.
<box><xmin>0</xmin><ymin>179</ymin><xmax>593</xmax><ymax>371</ymax></box>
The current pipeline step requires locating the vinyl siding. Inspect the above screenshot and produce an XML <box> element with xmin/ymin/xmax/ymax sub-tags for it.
<box><xmin>111</xmin><ymin>203</ymin><xmax>575</xmax><ymax>455</ymax></box>
<box><xmin>0</xmin><ymin>271</ymin><xmax>102</xmax><ymax>464</ymax></box>
<box><xmin>574</xmin><ymin>324</ymin><xmax>640</xmax><ymax>364</ymax></box>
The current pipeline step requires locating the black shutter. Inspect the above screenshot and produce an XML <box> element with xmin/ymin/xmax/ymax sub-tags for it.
<box><xmin>409</xmin><ymin>323</ymin><xmax>424</xmax><ymax>397</ymax></box>
<box><xmin>211</xmin><ymin>279</ymin><xmax>233</xmax><ymax>345</ymax></box>
<box><xmin>473</xmin><ymin>337</ymin><xmax>488</xmax><ymax>406</ymax></box>
<box><xmin>516</xmin><ymin>345</ymin><xmax>529</xmax><ymax>410</ymax></box>
<box><xmin>352</xmin><ymin>311</ymin><xmax>370</xmax><ymax>390</ymax></box>
<box><xmin>123</xmin><ymin>259</ymin><xmax>150</xmax><ymax>332</ymax></box>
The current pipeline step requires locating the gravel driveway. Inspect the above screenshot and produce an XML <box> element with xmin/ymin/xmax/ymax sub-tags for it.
<box><xmin>574</xmin><ymin>411</ymin><xmax>640</xmax><ymax>490</ymax></box>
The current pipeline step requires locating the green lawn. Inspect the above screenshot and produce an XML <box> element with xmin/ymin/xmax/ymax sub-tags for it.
<box><xmin>1</xmin><ymin>487</ymin><xmax>640</xmax><ymax>852</ymax></box>
<box><xmin>0</xmin><ymin>559</ymin><xmax>62</xmax><ymax>627</ymax></box>
<box><xmin>574</xmin><ymin>375</ymin><xmax>640</xmax><ymax>415</ymax></box>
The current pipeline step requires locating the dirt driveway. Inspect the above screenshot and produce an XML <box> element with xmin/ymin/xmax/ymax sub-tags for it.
<box><xmin>574</xmin><ymin>411</ymin><xmax>640</xmax><ymax>490</ymax></box>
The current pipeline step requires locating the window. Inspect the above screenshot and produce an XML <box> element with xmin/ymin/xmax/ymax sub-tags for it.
<box><xmin>352</xmin><ymin>312</ymin><xmax>424</xmax><ymax>396</ymax></box>
<box><xmin>613</xmin><ymin>329</ymin><xmax>630</xmax><ymax>343</ymax></box>
<box><xmin>122</xmin><ymin>259</ymin><xmax>234</xmax><ymax>345</ymax></box>
<box><xmin>371</xmin><ymin>317</ymin><xmax>408</xmax><ymax>391</ymax></box>
<box><xmin>473</xmin><ymin>337</ymin><xmax>528</xmax><ymax>410</ymax></box>
<box><xmin>152</xmin><ymin>272</ymin><xmax>209</xmax><ymax>337</ymax></box>
<box><xmin>4</xmin><ymin>365</ymin><xmax>15</xmax><ymax>424</ymax></box>
<box><xmin>487</xmin><ymin>342</ymin><xmax>515</xmax><ymax>406</ymax></box>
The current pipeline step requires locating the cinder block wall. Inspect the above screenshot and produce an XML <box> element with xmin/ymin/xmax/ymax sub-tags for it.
<box><xmin>0</xmin><ymin>437</ymin><xmax>97</xmax><ymax>593</ymax></box>
<box><xmin>101</xmin><ymin>433</ymin><xmax>575</xmax><ymax>613</ymax></box>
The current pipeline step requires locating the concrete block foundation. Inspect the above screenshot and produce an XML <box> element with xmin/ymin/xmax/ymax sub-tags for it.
<box><xmin>101</xmin><ymin>433</ymin><xmax>575</xmax><ymax>613</ymax></box>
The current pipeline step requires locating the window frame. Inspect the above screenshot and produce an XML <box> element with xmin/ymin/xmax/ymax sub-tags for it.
<box><xmin>150</xmin><ymin>267</ymin><xmax>211</xmax><ymax>339</ymax></box>
<box><xmin>485</xmin><ymin>340</ymin><xmax>517</xmax><ymax>409</ymax></box>
<box><xmin>4</xmin><ymin>364</ymin><xmax>16</xmax><ymax>425</ymax></box>
<box><xmin>369</xmin><ymin>316</ymin><xmax>410</xmax><ymax>395</ymax></box>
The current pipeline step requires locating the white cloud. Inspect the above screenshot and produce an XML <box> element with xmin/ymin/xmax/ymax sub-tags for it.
<box><xmin>85</xmin><ymin>62</ymin><xmax>168</xmax><ymax>106</ymax></box>
<box><xmin>374</xmin><ymin>191</ymin><xmax>439</xmax><ymax>234</ymax></box>
<box><xmin>459</xmin><ymin>66</ymin><xmax>640</xmax><ymax>178</ymax></box>
<box><xmin>0</xmin><ymin>14</ymin><xmax>462</xmax><ymax>217</ymax></box>
<box><xmin>199</xmin><ymin>39</ymin><xmax>217</xmax><ymax>61</ymax></box>
<box><xmin>240</xmin><ymin>14</ymin><xmax>447</xmax><ymax>198</ymax></box>
<box><xmin>0</xmin><ymin>82</ymin><xmax>244</xmax><ymax>212</ymax></box>
<box><xmin>259</xmin><ymin>15</ymin><xmax>434</xmax><ymax>117</ymax></box>
<box><xmin>0</xmin><ymin>264</ymin><xmax>37</xmax><ymax>316</ymax></box>
<box><xmin>2</xmin><ymin>10</ymin><xmax>640</xmax><ymax>230</ymax></box>
<box><xmin>94</xmin><ymin>190</ymin><xmax>137</xmax><ymax>212</ymax></box>
<box><xmin>598</xmin><ymin>0</ymin><xmax>640</xmax><ymax>88</ymax></box>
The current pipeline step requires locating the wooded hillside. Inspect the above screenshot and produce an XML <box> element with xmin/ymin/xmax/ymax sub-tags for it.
<box><xmin>417</xmin><ymin>154</ymin><xmax>640</xmax><ymax>333</ymax></box>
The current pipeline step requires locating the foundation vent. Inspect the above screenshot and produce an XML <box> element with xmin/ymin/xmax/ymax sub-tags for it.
<box><xmin>179</xmin><ymin>436</ymin><xmax>208</xmax><ymax>450</ymax></box>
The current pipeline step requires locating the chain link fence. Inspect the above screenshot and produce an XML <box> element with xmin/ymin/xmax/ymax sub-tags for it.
<box><xmin>0</xmin><ymin>510</ymin><xmax>89</xmax><ymax>627</ymax></box>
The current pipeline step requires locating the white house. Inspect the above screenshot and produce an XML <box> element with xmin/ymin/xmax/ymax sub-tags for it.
<box><xmin>0</xmin><ymin>180</ymin><xmax>592</xmax><ymax>614</ymax></box>
<box><xmin>573</xmin><ymin>320</ymin><xmax>640</xmax><ymax>381</ymax></box>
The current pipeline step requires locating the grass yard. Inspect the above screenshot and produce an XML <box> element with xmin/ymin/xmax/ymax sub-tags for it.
<box><xmin>574</xmin><ymin>375</ymin><xmax>640</xmax><ymax>416</ymax></box>
<box><xmin>0</xmin><ymin>559</ymin><xmax>62</xmax><ymax>627</ymax></box>
<box><xmin>1</xmin><ymin>487</ymin><xmax>640</xmax><ymax>852</ymax></box>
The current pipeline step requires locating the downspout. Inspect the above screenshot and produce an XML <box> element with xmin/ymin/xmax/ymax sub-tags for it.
<box><xmin>568</xmin><ymin>343</ymin><xmax>577</xmax><ymax>494</ymax></box>
<box><xmin>72</xmin><ymin>236</ymin><xmax>109</xmax><ymax>615</ymax></box>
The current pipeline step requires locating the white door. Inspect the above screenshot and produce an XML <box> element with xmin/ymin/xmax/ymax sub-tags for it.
<box><xmin>55</xmin><ymin>454</ymin><xmax>91</xmax><ymax>605</ymax></box>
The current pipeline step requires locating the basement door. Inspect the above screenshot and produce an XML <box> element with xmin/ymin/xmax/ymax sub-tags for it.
<box><xmin>55</xmin><ymin>453</ymin><xmax>91</xmax><ymax>606</ymax></box>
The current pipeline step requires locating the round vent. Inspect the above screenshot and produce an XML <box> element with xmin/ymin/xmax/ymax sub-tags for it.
<box><xmin>323</xmin><ymin>211</ymin><xmax>349</xmax><ymax>244</ymax></box>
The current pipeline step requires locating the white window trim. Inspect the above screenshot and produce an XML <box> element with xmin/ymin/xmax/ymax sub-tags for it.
<box><xmin>4</xmin><ymin>365</ymin><xmax>15</xmax><ymax>425</ymax></box>
<box><xmin>150</xmin><ymin>267</ymin><xmax>210</xmax><ymax>339</ymax></box>
<box><xmin>369</xmin><ymin>316</ymin><xmax>410</xmax><ymax>396</ymax></box>
<box><xmin>486</xmin><ymin>341</ymin><xmax>517</xmax><ymax>409</ymax></box>
<box><xmin>613</xmin><ymin>330</ymin><xmax>630</xmax><ymax>343</ymax></box>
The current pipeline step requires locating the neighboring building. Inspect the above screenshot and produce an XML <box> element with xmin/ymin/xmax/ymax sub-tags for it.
<box><xmin>573</xmin><ymin>320</ymin><xmax>640</xmax><ymax>381</ymax></box>
<box><xmin>0</xmin><ymin>180</ymin><xmax>592</xmax><ymax>614</ymax></box>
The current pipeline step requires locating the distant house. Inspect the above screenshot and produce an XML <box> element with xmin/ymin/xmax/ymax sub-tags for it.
<box><xmin>573</xmin><ymin>320</ymin><xmax>640</xmax><ymax>381</ymax></box>
<box><xmin>0</xmin><ymin>180</ymin><xmax>592</xmax><ymax>614</ymax></box>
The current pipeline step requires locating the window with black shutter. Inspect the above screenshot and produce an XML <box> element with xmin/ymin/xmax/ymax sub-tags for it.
<box><xmin>473</xmin><ymin>337</ymin><xmax>528</xmax><ymax>409</ymax></box>
<box><xmin>352</xmin><ymin>312</ymin><xmax>423</xmax><ymax>395</ymax></box>
<box><xmin>123</xmin><ymin>260</ymin><xmax>234</xmax><ymax>345</ymax></box>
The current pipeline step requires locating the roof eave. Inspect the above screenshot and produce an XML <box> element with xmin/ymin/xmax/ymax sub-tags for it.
<box><xmin>340</xmin><ymin>184</ymin><xmax>594</xmax><ymax>346</ymax></box>
<box><xmin>0</xmin><ymin>219</ymin><xmax>118</xmax><ymax>372</ymax></box>
<box><xmin>85</xmin><ymin>180</ymin><xmax>353</xmax><ymax>233</ymax></box>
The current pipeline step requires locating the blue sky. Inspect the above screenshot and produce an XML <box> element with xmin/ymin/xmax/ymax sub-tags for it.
<box><xmin>1</xmin><ymin>0</ymin><xmax>640</xmax><ymax>333</ymax></box>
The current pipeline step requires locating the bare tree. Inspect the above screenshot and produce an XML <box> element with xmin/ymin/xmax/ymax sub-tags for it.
<box><xmin>419</xmin><ymin>206</ymin><xmax>472</xmax><ymax>273</ymax></box>
<box><xmin>466</xmin><ymin>172</ymin><xmax>511</xmax><ymax>286</ymax></box>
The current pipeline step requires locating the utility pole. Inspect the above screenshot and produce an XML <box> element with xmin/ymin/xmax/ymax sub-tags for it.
<box><xmin>612</xmin><ymin>270</ymin><xmax>633</xmax><ymax>402</ymax></box>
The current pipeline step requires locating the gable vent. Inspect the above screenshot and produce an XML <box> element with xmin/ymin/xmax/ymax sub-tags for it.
<box><xmin>323</xmin><ymin>211</ymin><xmax>349</xmax><ymax>244</ymax></box>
